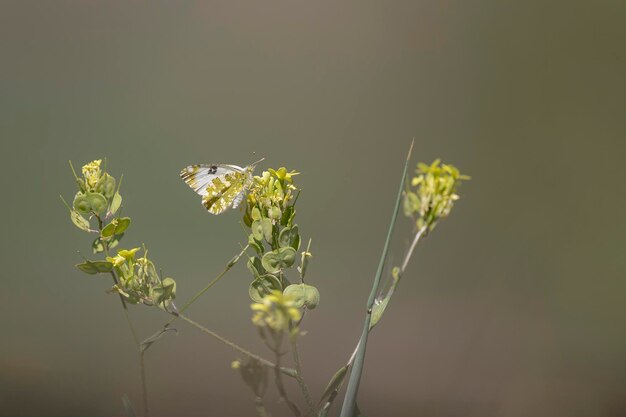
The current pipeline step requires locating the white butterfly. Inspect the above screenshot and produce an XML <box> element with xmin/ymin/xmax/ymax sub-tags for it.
<box><xmin>180</xmin><ymin>158</ymin><xmax>264</xmax><ymax>215</ymax></box>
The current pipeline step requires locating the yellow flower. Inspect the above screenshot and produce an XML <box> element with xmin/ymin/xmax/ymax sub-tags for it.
<box><xmin>251</xmin><ymin>290</ymin><xmax>301</xmax><ymax>332</ymax></box>
<box><xmin>82</xmin><ymin>159</ymin><xmax>102</xmax><ymax>189</ymax></box>
<box><xmin>106</xmin><ymin>255</ymin><xmax>125</xmax><ymax>267</ymax></box>
<box><xmin>105</xmin><ymin>248</ymin><xmax>140</xmax><ymax>267</ymax></box>
<box><xmin>118</xmin><ymin>247</ymin><xmax>140</xmax><ymax>261</ymax></box>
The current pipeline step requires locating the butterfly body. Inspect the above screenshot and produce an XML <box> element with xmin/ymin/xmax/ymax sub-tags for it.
<box><xmin>180</xmin><ymin>159</ymin><xmax>263</xmax><ymax>215</ymax></box>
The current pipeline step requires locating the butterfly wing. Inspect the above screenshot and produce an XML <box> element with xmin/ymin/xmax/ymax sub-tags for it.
<box><xmin>180</xmin><ymin>164</ymin><xmax>249</xmax><ymax>215</ymax></box>
<box><xmin>180</xmin><ymin>164</ymin><xmax>243</xmax><ymax>196</ymax></box>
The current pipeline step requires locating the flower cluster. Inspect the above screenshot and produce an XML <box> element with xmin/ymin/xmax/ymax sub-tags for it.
<box><xmin>62</xmin><ymin>159</ymin><xmax>125</xmax><ymax>241</ymax></box>
<box><xmin>107</xmin><ymin>247</ymin><xmax>176</xmax><ymax>308</ymax></box>
<box><xmin>71</xmin><ymin>159</ymin><xmax>120</xmax><ymax>219</ymax></box>
<box><xmin>403</xmin><ymin>159</ymin><xmax>469</xmax><ymax>231</ymax></box>
<box><xmin>242</xmin><ymin>167</ymin><xmax>319</xmax><ymax>331</ymax></box>
<box><xmin>64</xmin><ymin>159</ymin><xmax>176</xmax><ymax>309</ymax></box>
<box><xmin>251</xmin><ymin>290</ymin><xmax>301</xmax><ymax>332</ymax></box>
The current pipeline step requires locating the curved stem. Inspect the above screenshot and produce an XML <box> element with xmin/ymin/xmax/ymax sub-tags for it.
<box><xmin>142</xmin><ymin>245</ymin><xmax>250</xmax><ymax>348</ymax></box>
<box><xmin>177</xmin><ymin>244</ymin><xmax>249</xmax><ymax>316</ymax></box>
<box><xmin>174</xmin><ymin>312</ymin><xmax>297</xmax><ymax>378</ymax></box>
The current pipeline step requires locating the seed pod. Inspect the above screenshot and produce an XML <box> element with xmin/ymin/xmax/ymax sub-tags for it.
<box><xmin>73</xmin><ymin>193</ymin><xmax>91</xmax><ymax>215</ymax></box>
<box><xmin>96</xmin><ymin>174</ymin><xmax>116</xmax><ymax>198</ymax></box>
<box><xmin>86</xmin><ymin>192</ymin><xmax>108</xmax><ymax>214</ymax></box>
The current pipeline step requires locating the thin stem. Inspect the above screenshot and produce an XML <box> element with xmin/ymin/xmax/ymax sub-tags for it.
<box><xmin>347</xmin><ymin>341</ymin><xmax>360</xmax><ymax>367</ymax></box>
<box><xmin>111</xmin><ymin>271</ymin><xmax>148</xmax><ymax>417</ymax></box>
<box><xmin>174</xmin><ymin>312</ymin><xmax>297</xmax><ymax>378</ymax></box>
<box><xmin>139</xmin><ymin>351</ymin><xmax>149</xmax><ymax>417</ymax></box>
<box><xmin>271</xmin><ymin>333</ymin><xmax>301</xmax><ymax>417</ymax></box>
<box><xmin>290</xmin><ymin>337</ymin><xmax>315</xmax><ymax>416</ymax></box>
<box><xmin>400</xmin><ymin>226</ymin><xmax>428</xmax><ymax>275</ymax></box>
<box><xmin>142</xmin><ymin>244</ymin><xmax>250</xmax><ymax>346</ymax></box>
<box><xmin>379</xmin><ymin>226</ymin><xmax>428</xmax><ymax>305</ymax></box>
<box><xmin>177</xmin><ymin>244</ymin><xmax>250</xmax><ymax>315</ymax></box>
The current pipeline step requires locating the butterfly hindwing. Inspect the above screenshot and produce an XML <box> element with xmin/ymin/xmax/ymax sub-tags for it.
<box><xmin>180</xmin><ymin>163</ymin><xmax>257</xmax><ymax>215</ymax></box>
<box><xmin>202</xmin><ymin>170</ymin><xmax>247</xmax><ymax>214</ymax></box>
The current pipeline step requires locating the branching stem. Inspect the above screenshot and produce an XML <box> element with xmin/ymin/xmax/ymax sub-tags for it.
<box><xmin>141</xmin><ymin>244</ymin><xmax>250</xmax><ymax>349</ymax></box>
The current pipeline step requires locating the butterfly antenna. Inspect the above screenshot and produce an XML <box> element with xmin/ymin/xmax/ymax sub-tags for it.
<box><xmin>250</xmin><ymin>157</ymin><xmax>265</xmax><ymax>167</ymax></box>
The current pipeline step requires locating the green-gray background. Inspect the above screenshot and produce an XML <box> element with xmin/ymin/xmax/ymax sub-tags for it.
<box><xmin>1</xmin><ymin>1</ymin><xmax>625</xmax><ymax>416</ymax></box>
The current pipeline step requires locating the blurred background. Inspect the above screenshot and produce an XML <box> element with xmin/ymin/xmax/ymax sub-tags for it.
<box><xmin>1</xmin><ymin>1</ymin><xmax>625</xmax><ymax>416</ymax></box>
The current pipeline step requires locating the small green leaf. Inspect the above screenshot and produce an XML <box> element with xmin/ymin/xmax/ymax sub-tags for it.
<box><xmin>76</xmin><ymin>262</ymin><xmax>98</xmax><ymax>274</ymax></box>
<box><xmin>319</xmin><ymin>365</ymin><xmax>349</xmax><ymax>406</ymax></box>
<box><xmin>261</xmin><ymin>247</ymin><xmax>296</xmax><ymax>273</ymax></box>
<box><xmin>76</xmin><ymin>260</ymin><xmax>113</xmax><ymax>275</ymax></box>
<box><xmin>249</xmin><ymin>274</ymin><xmax>282</xmax><ymax>302</ymax></box>
<box><xmin>102</xmin><ymin>222</ymin><xmax>117</xmax><ymax>238</ymax></box>
<box><xmin>109</xmin><ymin>192</ymin><xmax>122</xmax><ymax>216</ymax></box>
<box><xmin>370</xmin><ymin>297</ymin><xmax>390</xmax><ymax>329</ymax></box>
<box><xmin>93</xmin><ymin>261</ymin><xmax>114</xmax><ymax>273</ymax></box>
<box><xmin>115</xmin><ymin>217</ymin><xmax>131</xmax><ymax>234</ymax></box>
<box><xmin>70</xmin><ymin>210</ymin><xmax>91</xmax><ymax>231</ymax></box>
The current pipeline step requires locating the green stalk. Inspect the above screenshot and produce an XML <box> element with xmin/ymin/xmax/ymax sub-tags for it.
<box><xmin>339</xmin><ymin>140</ymin><xmax>414</xmax><ymax>417</ymax></box>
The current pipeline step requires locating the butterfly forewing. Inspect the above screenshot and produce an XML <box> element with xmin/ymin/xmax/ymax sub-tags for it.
<box><xmin>180</xmin><ymin>164</ymin><xmax>243</xmax><ymax>196</ymax></box>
